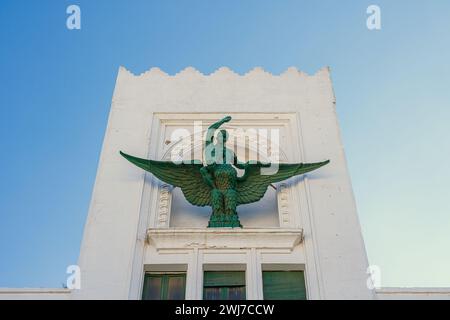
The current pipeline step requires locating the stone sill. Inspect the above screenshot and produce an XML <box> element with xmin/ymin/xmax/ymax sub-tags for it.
<box><xmin>147</xmin><ymin>228</ymin><xmax>303</xmax><ymax>250</ymax></box>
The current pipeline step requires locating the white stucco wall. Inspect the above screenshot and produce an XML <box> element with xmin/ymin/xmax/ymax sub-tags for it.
<box><xmin>69</xmin><ymin>66</ymin><xmax>374</xmax><ymax>299</ymax></box>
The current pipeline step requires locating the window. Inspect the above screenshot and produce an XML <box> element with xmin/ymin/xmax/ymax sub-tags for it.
<box><xmin>203</xmin><ymin>271</ymin><xmax>246</xmax><ymax>300</ymax></box>
<box><xmin>142</xmin><ymin>273</ymin><xmax>186</xmax><ymax>300</ymax></box>
<box><xmin>262</xmin><ymin>271</ymin><xmax>306</xmax><ymax>300</ymax></box>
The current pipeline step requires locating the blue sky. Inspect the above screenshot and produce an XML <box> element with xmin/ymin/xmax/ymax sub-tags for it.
<box><xmin>0</xmin><ymin>0</ymin><xmax>449</xmax><ymax>288</ymax></box>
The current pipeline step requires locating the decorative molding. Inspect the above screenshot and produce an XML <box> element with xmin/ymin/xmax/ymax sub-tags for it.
<box><xmin>147</xmin><ymin>228</ymin><xmax>303</xmax><ymax>251</ymax></box>
<box><xmin>156</xmin><ymin>184</ymin><xmax>172</xmax><ymax>228</ymax></box>
<box><xmin>277</xmin><ymin>183</ymin><xmax>291</xmax><ymax>227</ymax></box>
<box><xmin>153</xmin><ymin>114</ymin><xmax>295</xmax><ymax>231</ymax></box>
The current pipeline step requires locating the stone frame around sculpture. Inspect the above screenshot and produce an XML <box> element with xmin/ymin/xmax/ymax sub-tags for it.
<box><xmin>143</xmin><ymin>113</ymin><xmax>306</xmax><ymax>230</ymax></box>
<box><xmin>126</xmin><ymin>112</ymin><xmax>324</xmax><ymax>299</ymax></box>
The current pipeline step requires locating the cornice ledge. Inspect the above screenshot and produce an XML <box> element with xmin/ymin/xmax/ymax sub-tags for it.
<box><xmin>147</xmin><ymin>228</ymin><xmax>303</xmax><ymax>251</ymax></box>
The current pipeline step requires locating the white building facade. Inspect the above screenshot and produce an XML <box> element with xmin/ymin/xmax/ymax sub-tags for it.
<box><xmin>1</xmin><ymin>67</ymin><xmax>449</xmax><ymax>300</ymax></box>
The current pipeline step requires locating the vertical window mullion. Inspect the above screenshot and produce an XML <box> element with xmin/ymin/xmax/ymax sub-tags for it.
<box><xmin>161</xmin><ymin>275</ymin><xmax>168</xmax><ymax>300</ymax></box>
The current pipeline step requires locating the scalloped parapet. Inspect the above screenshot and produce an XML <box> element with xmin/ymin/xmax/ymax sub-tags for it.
<box><xmin>119</xmin><ymin>65</ymin><xmax>330</xmax><ymax>78</ymax></box>
<box><xmin>112</xmin><ymin>64</ymin><xmax>336</xmax><ymax>114</ymax></box>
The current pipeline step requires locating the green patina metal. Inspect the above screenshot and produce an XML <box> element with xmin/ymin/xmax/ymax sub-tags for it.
<box><xmin>120</xmin><ymin>116</ymin><xmax>329</xmax><ymax>228</ymax></box>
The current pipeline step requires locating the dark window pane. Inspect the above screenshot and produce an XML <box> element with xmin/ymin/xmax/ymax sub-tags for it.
<box><xmin>204</xmin><ymin>287</ymin><xmax>221</xmax><ymax>300</ymax></box>
<box><xmin>142</xmin><ymin>276</ymin><xmax>162</xmax><ymax>300</ymax></box>
<box><xmin>228</xmin><ymin>286</ymin><xmax>246</xmax><ymax>300</ymax></box>
<box><xmin>167</xmin><ymin>275</ymin><xmax>186</xmax><ymax>300</ymax></box>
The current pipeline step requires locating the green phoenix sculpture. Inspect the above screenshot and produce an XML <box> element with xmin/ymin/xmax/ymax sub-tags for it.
<box><xmin>120</xmin><ymin>116</ymin><xmax>329</xmax><ymax>228</ymax></box>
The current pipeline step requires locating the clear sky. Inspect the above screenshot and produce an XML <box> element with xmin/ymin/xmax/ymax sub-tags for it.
<box><xmin>0</xmin><ymin>0</ymin><xmax>449</xmax><ymax>288</ymax></box>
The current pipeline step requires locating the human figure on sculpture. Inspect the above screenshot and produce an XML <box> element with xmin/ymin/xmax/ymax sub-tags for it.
<box><xmin>200</xmin><ymin>116</ymin><xmax>247</xmax><ymax>227</ymax></box>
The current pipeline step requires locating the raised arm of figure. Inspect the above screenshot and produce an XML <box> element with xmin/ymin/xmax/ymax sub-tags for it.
<box><xmin>204</xmin><ymin>116</ymin><xmax>232</xmax><ymax>165</ymax></box>
<box><xmin>205</xmin><ymin>116</ymin><xmax>232</xmax><ymax>149</ymax></box>
<box><xmin>200</xmin><ymin>166</ymin><xmax>216</xmax><ymax>189</ymax></box>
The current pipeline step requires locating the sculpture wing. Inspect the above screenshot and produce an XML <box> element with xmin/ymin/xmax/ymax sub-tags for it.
<box><xmin>236</xmin><ymin>160</ymin><xmax>330</xmax><ymax>205</ymax></box>
<box><xmin>120</xmin><ymin>151</ymin><xmax>211</xmax><ymax>207</ymax></box>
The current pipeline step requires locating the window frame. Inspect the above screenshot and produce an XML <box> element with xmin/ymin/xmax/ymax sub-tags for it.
<box><xmin>142</xmin><ymin>272</ymin><xmax>186</xmax><ymax>300</ymax></box>
<box><xmin>203</xmin><ymin>271</ymin><xmax>246</xmax><ymax>300</ymax></box>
